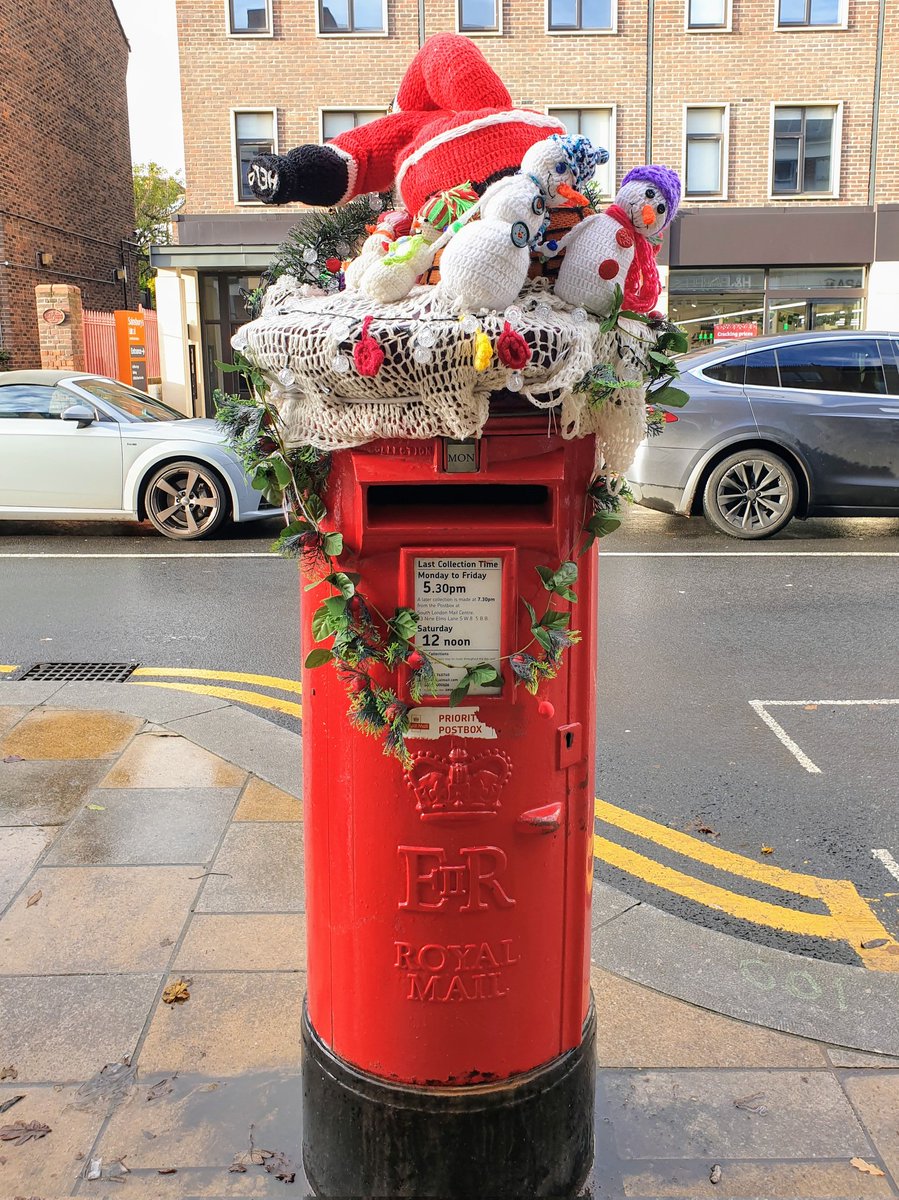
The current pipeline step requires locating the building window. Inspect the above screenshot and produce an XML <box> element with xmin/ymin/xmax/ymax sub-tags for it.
<box><xmin>321</xmin><ymin>109</ymin><xmax>385</xmax><ymax>141</ymax></box>
<box><xmin>777</xmin><ymin>0</ymin><xmax>841</xmax><ymax>25</ymax></box>
<box><xmin>458</xmin><ymin>0</ymin><xmax>501</xmax><ymax>31</ymax></box>
<box><xmin>685</xmin><ymin>106</ymin><xmax>727</xmax><ymax>197</ymax></box>
<box><xmin>772</xmin><ymin>105</ymin><xmax>838</xmax><ymax>195</ymax></box>
<box><xmin>547</xmin><ymin>107</ymin><xmax>614</xmax><ymax>197</ymax></box>
<box><xmin>319</xmin><ymin>0</ymin><xmax>386</xmax><ymax>33</ymax></box>
<box><xmin>687</xmin><ymin>0</ymin><xmax>728</xmax><ymax>28</ymax></box>
<box><xmin>548</xmin><ymin>0</ymin><xmax>614</xmax><ymax>32</ymax></box>
<box><xmin>228</xmin><ymin>0</ymin><xmax>271</xmax><ymax>34</ymax></box>
<box><xmin>233</xmin><ymin>110</ymin><xmax>275</xmax><ymax>203</ymax></box>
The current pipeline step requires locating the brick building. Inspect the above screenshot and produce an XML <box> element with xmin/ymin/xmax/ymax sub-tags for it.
<box><xmin>0</xmin><ymin>0</ymin><xmax>139</xmax><ymax>368</ymax></box>
<box><xmin>154</xmin><ymin>0</ymin><xmax>898</xmax><ymax>414</ymax></box>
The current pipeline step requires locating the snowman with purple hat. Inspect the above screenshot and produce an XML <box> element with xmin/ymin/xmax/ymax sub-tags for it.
<box><xmin>552</xmin><ymin>164</ymin><xmax>681</xmax><ymax>317</ymax></box>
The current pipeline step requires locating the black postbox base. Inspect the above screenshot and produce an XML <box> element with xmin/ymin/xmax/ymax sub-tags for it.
<box><xmin>302</xmin><ymin>999</ymin><xmax>596</xmax><ymax>1198</ymax></box>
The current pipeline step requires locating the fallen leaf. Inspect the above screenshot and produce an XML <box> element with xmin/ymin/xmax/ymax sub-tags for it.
<box><xmin>158</xmin><ymin>1166</ymin><xmax>178</xmax><ymax>1175</ymax></box>
<box><xmin>760</xmin><ymin>846</ymin><xmax>774</xmax><ymax>855</ymax></box>
<box><xmin>161</xmin><ymin>979</ymin><xmax>190</xmax><ymax>1005</ymax></box>
<box><xmin>264</xmin><ymin>1150</ymin><xmax>296</xmax><ymax>1183</ymax></box>
<box><xmin>229</xmin><ymin>1154</ymin><xmax>249</xmax><ymax>1173</ymax></box>
<box><xmin>0</xmin><ymin>1097</ymin><xmax>24</xmax><ymax>1115</ymax></box>
<box><xmin>862</xmin><ymin>938</ymin><xmax>889</xmax><ymax>949</ymax></box>
<box><xmin>86</xmin><ymin>804</ymin><xmax>105</xmax><ymax>812</ymax></box>
<box><xmin>0</xmin><ymin>1121</ymin><xmax>51</xmax><ymax>1145</ymax></box>
<box><xmin>2</xmin><ymin>755</ymin><xmax>24</xmax><ymax>764</ymax></box>
<box><xmin>709</xmin><ymin>1163</ymin><xmax>722</xmax><ymax>1184</ymax></box>
<box><xmin>0</xmin><ymin>1068</ymin><xmax>16</xmax><ymax>1082</ymax></box>
<box><xmin>851</xmin><ymin>1157</ymin><xmax>885</xmax><ymax>1177</ymax></box>
<box><xmin>158</xmin><ymin>937</ymin><xmax>174</xmax><ymax>948</ymax></box>
<box><xmin>697</xmin><ymin>825</ymin><xmax>719</xmax><ymax>838</ymax></box>
<box><xmin>25</xmin><ymin>891</ymin><xmax>42</xmax><ymax>908</ymax></box>
<box><xmin>734</xmin><ymin>1091</ymin><xmax>768</xmax><ymax>1114</ymax></box>
<box><xmin>146</xmin><ymin>1075</ymin><xmax>177</xmax><ymax>1102</ymax></box>
<box><xmin>803</xmin><ymin>703</ymin><xmax>818</xmax><ymax>711</ymax></box>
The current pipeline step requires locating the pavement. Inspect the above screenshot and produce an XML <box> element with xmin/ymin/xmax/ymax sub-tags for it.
<box><xmin>3</xmin><ymin>685</ymin><xmax>899</xmax><ymax>1199</ymax></box>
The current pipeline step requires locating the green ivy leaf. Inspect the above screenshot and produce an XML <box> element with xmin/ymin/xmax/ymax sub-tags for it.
<box><xmin>535</xmin><ymin>565</ymin><xmax>555</xmax><ymax>590</ymax></box>
<box><xmin>250</xmin><ymin>467</ymin><xmax>269</xmax><ymax>491</ymax></box>
<box><xmin>305</xmin><ymin>494</ymin><xmax>327</xmax><ymax>523</ymax></box>
<box><xmin>586</xmin><ymin>514</ymin><xmax>622</xmax><ymax>539</ymax></box>
<box><xmin>469</xmin><ymin>663</ymin><xmax>502</xmax><ymax>687</ymax></box>
<box><xmin>325</xmin><ymin>571</ymin><xmax>355</xmax><ymax>598</ymax></box>
<box><xmin>532</xmin><ymin>625</ymin><xmax>553</xmax><ymax>653</ymax></box>
<box><xmin>522</xmin><ymin>599</ymin><xmax>537</xmax><ymax>623</ymax></box>
<box><xmin>651</xmin><ymin>385</ymin><xmax>690</xmax><ymax>408</ymax></box>
<box><xmin>311</xmin><ymin>606</ymin><xmax>335</xmax><ymax>642</ymax></box>
<box><xmin>540</xmin><ymin>609</ymin><xmax>571</xmax><ymax>630</ymax></box>
<box><xmin>322</xmin><ymin>531</ymin><xmax>344</xmax><ymax>557</ymax></box>
<box><xmin>272</xmin><ymin>456</ymin><xmax>292</xmax><ymax>487</ymax></box>
<box><xmin>304</xmin><ymin>648</ymin><xmax>332</xmax><ymax>668</ymax></box>
<box><xmin>648</xmin><ymin>350</ymin><xmax>675</xmax><ymax>367</ymax></box>
<box><xmin>449</xmin><ymin>680</ymin><xmax>471</xmax><ymax>707</ymax></box>
<box><xmin>390</xmin><ymin>608</ymin><xmax>419</xmax><ymax>643</ymax></box>
<box><xmin>619</xmin><ymin>308</ymin><xmax>650</xmax><ymax>323</ymax></box>
<box><xmin>323</xmin><ymin>595</ymin><xmax>348</xmax><ymax>620</ymax></box>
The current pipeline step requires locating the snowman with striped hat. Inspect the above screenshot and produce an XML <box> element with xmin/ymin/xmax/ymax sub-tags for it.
<box><xmin>553</xmin><ymin>165</ymin><xmax>681</xmax><ymax>317</ymax></box>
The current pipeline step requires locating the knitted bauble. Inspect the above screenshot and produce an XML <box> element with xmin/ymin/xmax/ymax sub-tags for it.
<box><xmin>620</xmin><ymin>165</ymin><xmax>681</xmax><ymax>228</ymax></box>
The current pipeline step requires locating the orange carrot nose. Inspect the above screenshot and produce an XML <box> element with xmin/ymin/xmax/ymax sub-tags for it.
<box><xmin>557</xmin><ymin>183</ymin><xmax>589</xmax><ymax>206</ymax></box>
<box><xmin>641</xmin><ymin>204</ymin><xmax>656</xmax><ymax>227</ymax></box>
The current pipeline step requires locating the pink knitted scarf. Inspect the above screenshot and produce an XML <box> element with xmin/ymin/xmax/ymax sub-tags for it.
<box><xmin>605</xmin><ymin>204</ymin><xmax>662</xmax><ymax>313</ymax></box>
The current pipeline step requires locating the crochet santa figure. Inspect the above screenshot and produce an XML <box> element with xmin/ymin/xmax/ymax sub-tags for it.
<box><xmin>247</xmin><ymin>33</ymin><xmax>567</xmax><ymax>216</ymax></box>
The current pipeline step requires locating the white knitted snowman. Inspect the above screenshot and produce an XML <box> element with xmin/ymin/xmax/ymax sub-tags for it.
<box><xmin>435</xmin><ymin>135</ymin><xmax>605</xmax><ymax>313</ymax></box>
<box><xmin>553</xmin><ymin>165</ymin><xmax>681</xmax><ymax>318</ymax></box>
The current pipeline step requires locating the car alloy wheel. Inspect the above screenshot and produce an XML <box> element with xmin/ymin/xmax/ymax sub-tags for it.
<box><xmin>703</xmin><ymin>450</ymin><xmax>798</xmax><ymax>540</ymax></box>
<box><xmin>144</xmin><ymin>460</ymin><xmax>228</xmax><ymax>540</ymax></box>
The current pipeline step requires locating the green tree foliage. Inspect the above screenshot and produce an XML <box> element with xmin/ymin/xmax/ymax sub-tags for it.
<box><xmin>132</xmin><ymin>162</ymin><xmax>185</xmax><ymax>303</ymax></box>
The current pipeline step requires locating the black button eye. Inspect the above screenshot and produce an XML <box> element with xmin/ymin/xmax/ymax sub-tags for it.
<box><xmin>656</xmin><ymin>203</ymin><xmax>666</xmax><ymax>214</ymax></box>
<box><xmin>645</xmin><ymin>188</ymin><xmax>656</xmax><ymax>198</ymax></box>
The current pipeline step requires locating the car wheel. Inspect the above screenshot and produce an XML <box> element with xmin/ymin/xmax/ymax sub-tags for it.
<box><xmin>143</xmin><ymin>460</ymin><xmax>228</xmax><ymax>540</ymax></box>
<box><xmin>702</xmin><ymin>450</ymin><xmax>798</xmax><ymax>539</ymax></box>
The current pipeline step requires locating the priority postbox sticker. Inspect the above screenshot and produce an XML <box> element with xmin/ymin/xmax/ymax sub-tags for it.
<box><xmin>413</xmin><ymin>557</ymin><xmax>503</xmax><ymax>695</ymax></box>
<box><xmin>405</xmin><ymin>707</ymin><xmax>498</xmax><ymax>741</ymax></box>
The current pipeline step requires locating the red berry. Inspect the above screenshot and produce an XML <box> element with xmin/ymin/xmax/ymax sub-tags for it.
<box><xmin>325</xmin><ymin>257</ymin><xmax>341</xmax><ymax>273</ymax></box>
<box><xmin>348</xmin><ymin>595</ymin><xmax>363</xmax><ymax>616</ymax></box>
<box><xmin>348</xmin><ymin>675</ymin><xmax>369</xmax><ymax>694</ymax></box>
<box><xmin>385</xmin><ymin>702</ymin><xmax>404</xmax><ymax>724</ymax></box>
<box><xmin>537</xmin><ymin>699</ymin><xmax>555</xmax><ymax>719</ymax></box>
<box><xmin>511</xmin><ymin>653</ymin><xmax>526</xmax><ymax>665</ymax></box>
<box><xmin>406</xmin><ymin>650</ymin><xmax>425</xmax><ymax>671</ymax></box>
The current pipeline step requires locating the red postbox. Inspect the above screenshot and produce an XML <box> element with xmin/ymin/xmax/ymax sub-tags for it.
<box><xmin>302</xmin><ymin>417</ymin><xmax>597</xmax><ymax>1198</ymax></box>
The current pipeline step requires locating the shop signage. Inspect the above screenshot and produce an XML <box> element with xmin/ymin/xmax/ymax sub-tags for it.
<box><xmin>41</xmin><ymin>308</ymin><xmax>66</xmax><ymax>325</ymax></box>
<box><xmin>114</xmin><ymin>310</ymin><xmax>148</xmax><ymax>391</ymax></box>
<box><xmin>670</xmin><ymin>271</ymin><xmax>765</xmax><ymax>295</ymax></box>
<box><xmin>713</xmin><ymin>322</ymin><xmax>758</xmax><ymax>341</ymax></box>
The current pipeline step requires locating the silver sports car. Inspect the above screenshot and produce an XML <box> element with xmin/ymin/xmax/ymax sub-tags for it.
<box><xmin>0</xmin><ymin>371</ymin><xmax>284</xmax><ymax>539</ymax></box>
<box><xmin>630</xmin><ymin>331</ymin><xmax>899</xmax><ymax>538</ymax></box>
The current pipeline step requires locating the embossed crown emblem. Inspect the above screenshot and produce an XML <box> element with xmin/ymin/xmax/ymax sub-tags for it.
<box><xmin>406</xmin><ymin>747</ymin><xmax>513</xmax><ymax>821</ymax></box>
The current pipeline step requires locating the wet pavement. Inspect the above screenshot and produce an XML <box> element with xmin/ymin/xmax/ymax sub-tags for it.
<box><xmin>1</xmin><ymin>699</ymin><xmax>899</xmax><ymax>1198</ymax></box>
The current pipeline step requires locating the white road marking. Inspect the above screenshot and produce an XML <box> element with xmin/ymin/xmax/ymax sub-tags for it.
<box><xmin>873</xmin><ymin>849</ymin><xmax>899</xmax><ymax>884</ymax></box>
<box><xmin>748</xmin><ymin>700</ymin><xmax>823</xmax><ymax>775</ymax></box>
<box><xmin>761</xmin><ymin>699</ymin><xmax>899</xmax><ymax>707</ymax></box>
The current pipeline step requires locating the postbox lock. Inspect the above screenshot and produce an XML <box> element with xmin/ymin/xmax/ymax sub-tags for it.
<box><xmin>443</xmin><ymin>438</ymin><xmax>479</xmax><ymax>473</ymax></box>
<box><xmin>557</xmin><ymin>722</ymin><xmax>583</xmax><ymax>769</ymax></box>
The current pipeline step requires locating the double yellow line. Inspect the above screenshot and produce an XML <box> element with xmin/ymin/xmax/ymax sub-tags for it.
<box><xmin>129</xmin><ymin>667</ymin><xmax>302</xmax><ymax>718</ymax></box>
<box><xmin>596</xmin><ymin>798</ymin><xmax>899</xmax><ymax>972</ymax></box>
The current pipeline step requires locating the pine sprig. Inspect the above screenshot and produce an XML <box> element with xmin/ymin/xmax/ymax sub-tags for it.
<box><xmin>268</xmin><ymin>193</ymin><xmax>393</xmax><ymax>291</ymax></box>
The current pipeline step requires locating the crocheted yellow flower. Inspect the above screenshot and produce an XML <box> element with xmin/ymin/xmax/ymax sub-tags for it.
<box><xmin>473</xmin><ymin>330</ymin><xmax>493</xmax><ymax>372</ymax></box>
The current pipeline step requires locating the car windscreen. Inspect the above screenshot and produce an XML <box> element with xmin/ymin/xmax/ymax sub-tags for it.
<box><xmin>75</xmin><ymin>378</ymin><xmax>182</xmax><ymax>423</ymax></box>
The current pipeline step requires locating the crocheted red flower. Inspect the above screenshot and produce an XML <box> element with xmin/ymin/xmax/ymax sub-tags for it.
<box><xmin>496</xmin><ymin>322</ymin><xmax>531</xmax><ymax>371</ymax></box>
<box><xmin>353</xmin><ymin>316</ymin><xmax>385</xmax><ymax>377</ymax></box>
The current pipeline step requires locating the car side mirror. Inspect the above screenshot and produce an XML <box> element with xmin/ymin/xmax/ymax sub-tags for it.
<box><xmin>61</xmin><ymin>404</ymin><xmax>96</xmax><ymax>428</ymax></box>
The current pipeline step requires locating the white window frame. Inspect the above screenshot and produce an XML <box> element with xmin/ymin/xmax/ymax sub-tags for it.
<box><xmin>319</xmin><ymin>107</ymin><xmax>389</xmax><ymax>143</ymax></box>
<box><xmin>545</xmin><ymin>0</ymin><xmax>618</xmax><ymax>35</ymax></box>
<box><xmin>225</xmin><ymin>0</ymin><xmax>273</xmax><ymax>37</ymax></box>
<box><xmin>682</xmin><ymin>104</ymin><xmax>730</xmax><ymax>200</ymax></box>
<box><xmin>767</xmin><ymin>101</ymin><xmax>843</xmax><ymax>200</ymax></box>
<box><xmin>545</xmin><ymin>104</ymin><xmax>617</xmax><ymax>196</ymax></box>
<box><xmin>684</xmin><ymin>0</ymin><xmax>732</xmax><ymax>31</ymax></box>
<box><xmin>231</xmin><ymin>107</ymin><xmax>278</xmax><ymax>206</ymax></box>
<box><xmin>455</xmin><ymin>0</ymin><xmax>503</xmax><ymax>35</ymax></box>
<box><xmin>315</xmin><ymin>0</ymin><xmax>389</xmax><ymax>37</ymax></box>
<box><xmin>774</xmin><ymin>0</ymin><xmax>847</xmax><ymax>29</ymax></box>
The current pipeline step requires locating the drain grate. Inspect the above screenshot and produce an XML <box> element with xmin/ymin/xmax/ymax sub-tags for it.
<box><xmin>18</xmin><ymin>662</ymin><xmax>138</xmax><ymax>683</ymax></box>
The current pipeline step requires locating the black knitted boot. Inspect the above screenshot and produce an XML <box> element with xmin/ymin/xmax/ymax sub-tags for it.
<box><xmin>247</xmin><ymin>144</ymin><xmax>350</xmax><ymax>206</ymax></box>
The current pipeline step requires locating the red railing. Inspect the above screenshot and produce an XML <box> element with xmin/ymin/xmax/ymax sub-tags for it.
<box><xmin>83</xmin><ymin>306</ymin><xmax>161</xmax><ymax>384</ymax></box>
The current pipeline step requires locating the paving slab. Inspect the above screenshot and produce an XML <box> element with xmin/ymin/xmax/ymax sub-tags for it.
<box><xmin>174</xmin><ymin>914</ymin><xmax>307</xmax><ymax>973</ymax></box>
<box><xmin>0</xmin><ymin>757</ymin><xmax>108</xmax><ymax>825</ymax></box>
<box><xmin>44</xmin><ymin>787</ymin><xmax>240</xmax><ymax>866</ymax></box>
<box><xmin>593</xmin><ymin>967</ymin><xmax>827</xmax><ymax>1068</ymax></box>
<box><xmin>0</xmin><ymin>973</ymin><xmax>161</xmax><ymax>1082</ymax></box>
<box><xmin>169</xmin><ymin>705</ymin><xmax>301</xmax><ymax>798</ymax></box>
<box><xmin>0</xmin><ymin>707</ymin><xmax>140</xmax><ymax>760</ymax></box>
<box><xmin>0</xmin><ymin>825</ymin><xmax>54</xmax><ymax>910</ymax></box>
<box><xmin>600</xmin><ymin>1069</ymin><xmax>870</xmax><ymax>1161</ymax></box>
<box><xmin>592</xmin><ymin>881</ymin><xmax>641</xmax><ymax>931</ymax></box>
<box><xmin>825</xmin><ymin>1046</ymin><xmax>899</xmax><ymax>1068</ymax></box>
<box><xmin>0</xmin><ymin>1083</ymin><xmax>107</xmax><ymax>1196</ymax></box>
<box><xmin>0</xmin><ymin>705</ymin><xmax>27</xmax><ymax>736</ymax></box>
<box><xmin>0</xmin><ymin>679</ymin><xmax>68</xmax><ymax>705</ymax></box>
<box><xmin>138</xmin><ymin>973</ymin><xmax>305</xmax><ymax>1076</ymax></box>
<box><xmin>198</xmin><ymin>824</ymin><xmax>304</xmax><ymax>913</ymax></box>
<box><xmin>841</xmin><ymin>1074</ymin><xmax>899</xmax><ymax>1181</ymax></box>
<box><xmin>0</xmin><ymin>865</ymin><xmax>201</xmax><ymax>974</ymax></box>
<box><xmin>49</xmin><ymin>679</ymin><xmax>231</xmax><ymax>723</ymax></box>
<box><xmin>234</xmin><ymin>776</ymin><xmax>302</xmax><ymax>822</ymax></box>
<box><xmin>100</xmin><ymin>731</ymin><xmax>246</xmax><ymax>789</ymax></box>
<box><xmin>619</xmin><ymin>1159</ymin><xmax>895</xmax><ymax>1198</ymax></box>
<box><xmin>592</xmin><ymin>889</ymin><xmax>899</xmax><ymax>1056</ymax></box>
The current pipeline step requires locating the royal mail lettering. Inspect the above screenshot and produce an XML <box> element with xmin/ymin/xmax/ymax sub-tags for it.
<box><xmin>398</xmin><ymin>845</ymin><xmax>516</xmax><ymax>912</ymax></box>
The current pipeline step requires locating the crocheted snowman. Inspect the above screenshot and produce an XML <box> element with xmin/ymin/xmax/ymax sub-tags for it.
<box><xmin>553</xmin><ymin>165</ymin><xmax>681</xmax><ymax>317</ymax></box>
<box><xmin>435</xmin><ymin>135</ymin><xmax>604</xmax><ymax>313</ymax></box>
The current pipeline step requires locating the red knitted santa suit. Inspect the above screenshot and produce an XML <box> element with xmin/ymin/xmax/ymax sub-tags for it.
<box><xmin>326</xmin><ymin>34</ymin><xmax>565</xmax><ymax>215</ymax></box>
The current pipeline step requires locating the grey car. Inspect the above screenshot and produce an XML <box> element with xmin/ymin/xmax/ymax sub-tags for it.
<box><xmin>630</xmin><ymin>331</ymin><xmax>899</xmax><ymax>538</ymax></box>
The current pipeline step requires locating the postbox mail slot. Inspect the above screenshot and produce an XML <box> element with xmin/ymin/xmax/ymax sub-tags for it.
<box><xmin>366</xmin><ymin>483</ymin><xmax>552</xmax><ymax>527</ymax></box>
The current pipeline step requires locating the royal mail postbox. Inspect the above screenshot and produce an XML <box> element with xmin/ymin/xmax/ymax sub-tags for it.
<box><xmin>302</xmin><ymin>417</ymin><xmax>597</xmax><ymax>1198</ymax></box>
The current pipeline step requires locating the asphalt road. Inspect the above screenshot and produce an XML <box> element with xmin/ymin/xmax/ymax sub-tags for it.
<box><xmin>2</xmin><ymin>506</ymin><xmax>898</xmax><ymax>962</ymax></box>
